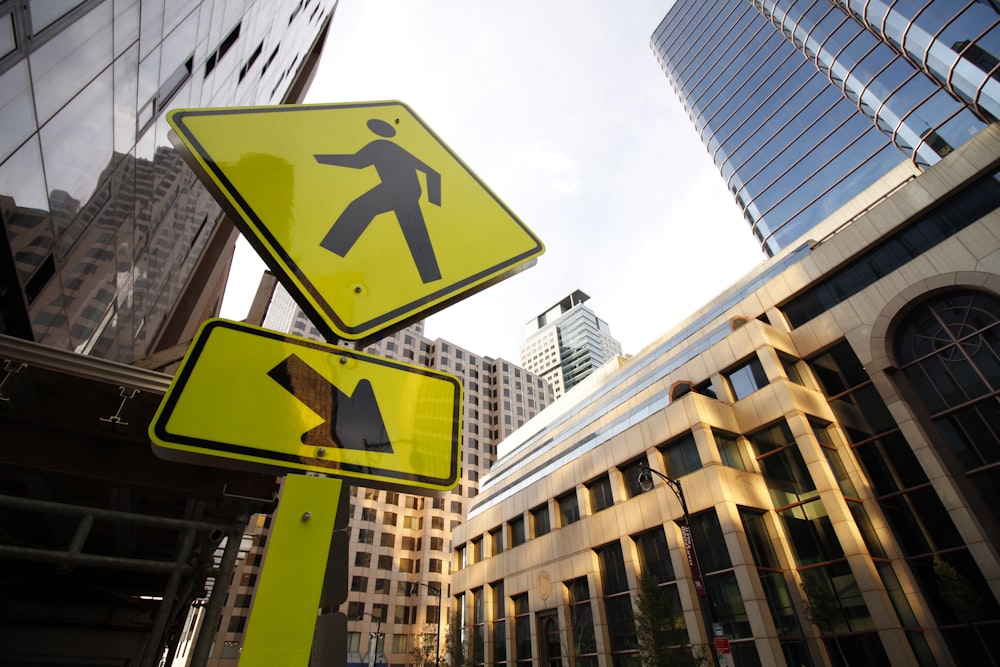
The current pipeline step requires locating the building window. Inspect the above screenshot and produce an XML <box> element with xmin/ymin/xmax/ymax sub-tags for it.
<box><xmin>354</xmin><ymin>553</ymin><xmax>371</xmax><ymax>568</ymax></box>
<box><xmin>380</xmin><ymin>532</ymin><xmax>395</xmax><ymax>548</ymax></box>
<box><xmin>619</xmin><ymin>458</ymin><xmax>649</xmax><ymax>498</ymax></box>
<box><xmin>395</xmin><ymin>605</ymin><xmax>415</xmax><ymax>624</ymax></box>
<box><xmin>724</xmin><ymin>355</ymin><xmax>769</xmax><ymax>400</ymax></box>
<box><xmin>779</xmin><ymin>170</ymin><xmax>1000</xmax><ymax>328</ymax></box>
<box><xmin>531</xmin><ymin>504</ymin><xmax>550</xmax><ymax>537</ymax></box>
<box><xmin>509</xmin><ymin>516</ymin><xmax>526</xmax><ymax>547</ymax></box>
<box><xmin>491</xmin><ymin>581</ymin><xmax>507</xmax><ymax>667</ymax></box>
<box><xmin>358</xmin><ymin>528</ymin><xmax>374</xmax><ymax>544</ymax></box>
<box><xmin>687</xmin><ymin>510</ymin><xmax>754</xmax><ymax>643</ymax></box>
<box><xmin>739</xmin><ymin>509</ymin><xmax>804</xmax><ymax>641</ymax></box>
<box><xmin>749</xmin><ymin>421</ymin><xmax>815</xmax><ymax>506</ymax></box>
<box><xmin>361</xmin><ymin>507</ymin><xmax>376</xmax><ymax>522</ymax></box>
<box><xmin>347</xmin><ymin>601</ymin><xmax>365</xmax><ymax>620</ymax></box>
<box><xmin>808</xmin><ymin>341</ymin><xmax>999</xmax><ymax>661</ymax></box>
<box><xmin>586</xmin><ymin>474</ymin><xmax>614</xmax><ymax>512</ymax></box>
<box><xmin>471</xmin><ymin>537</ymin><xmax>483</xmax><ymax>563</ymax></box>
<box><xmin>566</xmin><ymin>578</ymin><xmax>598</xmax><ymax>667</ymax></box>
<box><xmin>377</xmin><ymin>555</ymin><xmax>392</xmax><ymax>570</ymax></box>
<box><xmin>714</xmin><ymin>429</ymin><xmax>748</xmax><ymax>471</ymax></box>
<box><xmin>659</xmin><ymin>432</ymin><xmax>701</xmax><ymax>478</ymax></box>
<box><xmin>595</xmin><ymin>541</ymin><xmax>636</xmax><ymax>665</ymax></box>
<box><xmin>512</xmin><ymin>593</ymin><xmax>531</xmax><ymax>666</ymax></box>
<box><xmin>489</xmin><ymin>527</ymin><xmax>504</xmax><ymax>555</ymax></box>
<box><xmin>557</xmin><ymin>491</ymin><xmax>580</xmax><ymax>526</ymax></box>
<box><xmin>351</xmin><ymin>576</ymin><xmax>368</xmax><ymax>592</ymax></box>
<box><xmin>694</xmin><ymin>378</ymin><xmax>718</xmax><ymax>399</ymax></box>
<box><xmin>632</xmin><ymin>529</ymin><xmax>685</xmax><ymax>647</ymax></box>
<box><xmin>895</xmin><ymin>290</ymin><xmax>1000</xmax><ymax>527</ymax></box>
<box><xmin>779</xmin><ymin>353</ymin><xmax>806</xmax><ymax>385</ymax></box>
<box><xmin>375</xmin><ymin>578</ymin><xmax>390</xmax><ymax>595</ymax></box>
<box><xmin>472</xmin><ymin>587</ymin><xmax>485</xmax><ymax>666</ymax></box>
<box><xmin>633</xmin><ymin>529</ymin><xmax>675</xmax><ymax>584</ymax></box>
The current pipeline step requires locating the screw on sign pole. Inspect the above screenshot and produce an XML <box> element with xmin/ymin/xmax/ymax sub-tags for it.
<box><xmin>239</xmin><ymin>474</ymin><xmax>342</xmax><ymax>666</ymax></box>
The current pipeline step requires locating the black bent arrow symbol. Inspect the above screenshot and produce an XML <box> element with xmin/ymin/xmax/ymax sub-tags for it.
<box><xmin>267</xmin><ymin>353</ymin><xmax>392</xmax><ymax>454</ymax></box>
<box><xmin>315</xmin><ymin>118</ymin><xmax>443</xmax><ymax>283</ymax></box>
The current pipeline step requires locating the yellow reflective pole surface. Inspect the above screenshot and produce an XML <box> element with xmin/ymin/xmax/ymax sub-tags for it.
<box><xmin>240</xmin><ymin>474</ymin><xmax>342</xmax><ymax>666</ymax></box>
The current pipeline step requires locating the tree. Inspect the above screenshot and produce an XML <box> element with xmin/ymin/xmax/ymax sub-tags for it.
<box><xmin>800</xmin><ymin>570</ymin><xmax>841</xmax><ymax>633</ymax></box>
<box><xmin>933</xmin><ymin>555</ymin><xmax>985</xmax><ymax>624</ymax></box>
<box><xmin>633</xmin><ymin>574</ymin><xmax>707</xmax><ymax>667</ymax></box>
<box><xmin>409</xmin><ymin>629</ymin><xmax>440</xmax><ymax>667</ymax></box>
<box><xmin>445</xmin><ymin>611</ymin><xmax>469</xmax><ymax>667</ymax></box>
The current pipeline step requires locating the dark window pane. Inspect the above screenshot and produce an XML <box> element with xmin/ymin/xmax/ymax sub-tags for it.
<box><xmin>558</xmin><ymin>491</ymin><xmax>580</xmax><ymax>526</ymax></box>
<box><xmin>634</xmin><ymin>529</ymin><xmax>676</xmax><ymax>584</ymax></box>
<box><xmin>725</xmin><ymin>355</ymin><xmax>770</xmax><ymax>399</ymax></box>
<box><xmin>588</xmin><ymin>475</ymin><xmax>614</xmax><ymax>512</ymax></box>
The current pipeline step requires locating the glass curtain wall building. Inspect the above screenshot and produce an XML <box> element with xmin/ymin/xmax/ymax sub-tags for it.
<box><xmin>652</xmin><ymin>0</ymin><xmax>996</xmax><ymax>256</ymax></box>
<box><xmin>0</xmin><ymin>0</ymin><xmax>336</xmax><ymax>364</ymax></box>
<box><xmin>0</xmin><ymin>2</ymin><xmax>335</xmax><ymax>664</ymax></box>
<box><xmin>520</xmin><ymin>290</ymin><xmax>624</xmax><ymax>400</ymax></box>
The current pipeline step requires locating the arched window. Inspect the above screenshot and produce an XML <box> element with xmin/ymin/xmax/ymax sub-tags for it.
<box><xmin>895</xmin><ymin>290</ymin><xmax>1000</xmax><ymax>523</ymax></box>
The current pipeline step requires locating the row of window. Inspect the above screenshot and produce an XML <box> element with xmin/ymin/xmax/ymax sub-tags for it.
<box><xmin>353</xmin><ymin>551</ymin><xmax>444</xmax><ymax>575</ymax></box>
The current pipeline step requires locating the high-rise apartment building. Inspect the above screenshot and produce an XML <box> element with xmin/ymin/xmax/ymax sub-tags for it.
<box><xmin>451</xmin><ymin>122</ymin><xmax>1000</xmax><ymax>667</ymax></box>
<box><xmin>221</xmin><ymin>286</ymin><xmax>554</xmax><ymax>666</ymax></box>
<box><xmin>0</xmin><ymin>2</ymin><xmax>336</xmax><ymax>664</ymax></box>
<box><xmin>520</xmin><ymin>290</ymin><xmax>623</xmax><ymax>400</ymax></box>
<box><xmin>652</xmin><ymin>0</ymin><xmax>997</xmax><ymax>255</ymax></box>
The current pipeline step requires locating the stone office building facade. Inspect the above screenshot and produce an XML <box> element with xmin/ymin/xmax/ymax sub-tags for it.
<box><xmin>450</xmin><ymin>126</ymin><xmax>1000</xmax><ymax>667</ymax></box>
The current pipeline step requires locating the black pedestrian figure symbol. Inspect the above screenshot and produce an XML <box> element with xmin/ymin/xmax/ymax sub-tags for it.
<box><xmin>315</xmin><ymin>118</ymin><xmax>442</xmax><ymax>283</ymax></box>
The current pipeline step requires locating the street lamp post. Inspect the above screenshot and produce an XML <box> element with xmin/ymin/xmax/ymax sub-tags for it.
<box><xmin>636</xmin><ymin>461</ymin><xmax>719</xmax><ymax>667</ymax></box>
<box><xmin>409</xmin><ymin>581</ymin><xmax>442</xmax><ymax>667</ymax></box>
<box><xmin>358</xmin><ymin>610</ymin><xmax>385</xmax><ymax>667</ymax></box>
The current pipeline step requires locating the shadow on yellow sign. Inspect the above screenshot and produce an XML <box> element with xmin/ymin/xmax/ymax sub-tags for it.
<box><xmin>149</xmin><ymin>319</ymin><xmax>462</xmax><ymax>491</ymax></box>
<box><xmin>168</xmin><ymin>101</ymin><xmax>544</xmax><ymax>341</ymax></box>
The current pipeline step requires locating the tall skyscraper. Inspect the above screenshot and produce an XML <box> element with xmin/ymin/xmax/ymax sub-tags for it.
<box><xmin>652</xmin><ymin>0</ymin><xmax>996</xmax><ymax>256</ymax></box>
<box><xmin>218</xmin><ymin>286</ymin><xmax>554</xmax><ymax>666</ymax></box>
<box><xmin>520</xmin><ymin>290</ymin><xmax>623</xmax><ymax>399</ymax></box>
<box><xmin>0</xmin><ymin>2</ymin><xmax>336</xmax><ymax>664</ymax></box>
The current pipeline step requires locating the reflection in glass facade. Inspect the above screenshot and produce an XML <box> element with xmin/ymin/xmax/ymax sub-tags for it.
<box><xmin>0</xmin><ymin>0</ymin><xmax>337</xmax><ymax>363</ymax></box>
<box><xmin>652</xmin><ymin>0</ymin><xmax>995</xmax><ymax>255</ymax></box>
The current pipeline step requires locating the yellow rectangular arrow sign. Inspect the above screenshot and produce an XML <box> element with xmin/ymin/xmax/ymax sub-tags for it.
<box><xmin>149</xmin><ymin>319</ymin><xmax>462</xmax><ymax>491</ymax></box>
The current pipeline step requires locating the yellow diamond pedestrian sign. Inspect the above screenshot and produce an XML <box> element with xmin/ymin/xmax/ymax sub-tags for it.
<box><xmin>149</xmin><ymin>319</ymin><xmax>462</xmax><ymax>491</ymax></box>
<box><xmin>167</xmin><ymin>101</ymin><xmax>544</xmax><ymax>341</ymax></box>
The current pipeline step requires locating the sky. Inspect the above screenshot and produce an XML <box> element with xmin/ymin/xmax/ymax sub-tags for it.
<box><xmin>220</xmin><ymin>0</ymin><xmax>767</xmax><ymax>361</ymax></box>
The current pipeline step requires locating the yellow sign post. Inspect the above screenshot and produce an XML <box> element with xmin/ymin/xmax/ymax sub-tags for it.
<box><xmin>167</xmin><ymin>101</ymin><xmax>544</xmax><ymax>341</ymax></box>
<box><xmin>149</xmin><ymin>319</ymin><xmax>462</xmax><ymax>492</ymax></box>
<box><xmin>239</xmin><ymin>474</ymin><xmax>342</xmax><ymax>667</ymax></box>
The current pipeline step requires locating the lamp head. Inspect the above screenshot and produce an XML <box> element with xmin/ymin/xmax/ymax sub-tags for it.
<box><xmin>638</xmin><ymin>469</ymin><xmax>654</xmax><ymax>492</ymax></box>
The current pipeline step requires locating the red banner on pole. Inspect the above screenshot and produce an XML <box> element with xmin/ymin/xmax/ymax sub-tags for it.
<box><xmin>679</xmin><ymin>521</ymin><xmax>706</xmax><ymax>597</ymax></box>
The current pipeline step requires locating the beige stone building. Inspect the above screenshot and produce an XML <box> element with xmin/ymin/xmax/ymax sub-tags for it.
<box><xmin>450</xmin><ymin>126</ymin><xmax>1000</xmax><ymax>667</ymax></box>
